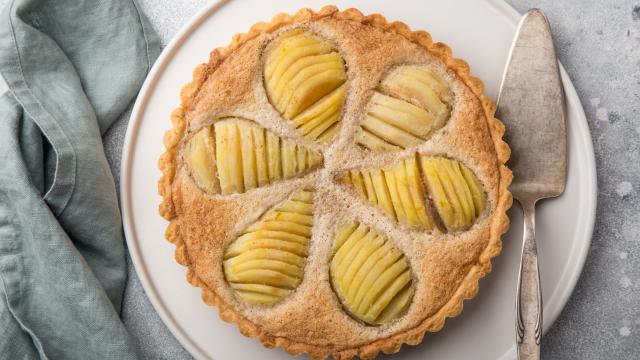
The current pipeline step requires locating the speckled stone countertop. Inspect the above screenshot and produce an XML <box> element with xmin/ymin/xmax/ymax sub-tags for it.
<box><xmin>13</xmin><ymin>0</ymin><xmax>638</xmax><ymax>358</ymax></box>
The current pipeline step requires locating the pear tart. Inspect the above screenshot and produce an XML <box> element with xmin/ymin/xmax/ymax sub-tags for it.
<box><xmin>159</xmin><ymin>6</ymin><xmax>512</xmax><ymax>359</ymax></box>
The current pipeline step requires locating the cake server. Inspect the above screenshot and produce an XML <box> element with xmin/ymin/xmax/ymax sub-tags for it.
<box><xmin>495</xmin><ymin>9</ymin><xmax>566</xmax><ymax>360</ymax></box>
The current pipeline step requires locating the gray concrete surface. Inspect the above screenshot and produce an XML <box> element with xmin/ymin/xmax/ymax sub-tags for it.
<box><xmin>1</xmin><ymin>0</ymin><xmax>637</xmax><ymax>359</ymax></box>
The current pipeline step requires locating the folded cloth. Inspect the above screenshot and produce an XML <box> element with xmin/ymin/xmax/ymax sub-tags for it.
<box><xmin>0</xmin><ymin>0</ymin><xmax>159</xmax><ymax>358</ymax></box>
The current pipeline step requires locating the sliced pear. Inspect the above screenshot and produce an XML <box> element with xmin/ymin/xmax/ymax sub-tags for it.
<box><xmin>306</xmin><ymin>111</ymin><xmax>341</xmax><ymax>140</ymax></box>
<box><xmin>433</xmin><ymin>160</ymin><xmax>466</xmax><ymax>229</ymax></box>
<box><xmin>264</xmin><ymin>32</ymin><xmax>332</xmax><ymax>94</ymax></box>
<box><xmin>317</xmin><ymin>123</ymin><xmax>340</xmax><ymax>143</ymax></box>
<box><xmin>357</xmin><ymin>65</ymin><xmax>452</xmax><ymax>152</ymax></box>
<box><xmin>333</xmin><ymin>223</ymin><xmax>358</xmax><ymax>253</ymax></box>
<box><xmin>355</xmin><ymin>259</ymin><xmax>409</xmax><ymax>318</ymax></box>
<box><xmin>252</xmin><ymin>127</ymin><xmax>269</xmax><ymax>187</ymax></box>
<box><xmin>217</xmin><ymin>120</ymin><xmax>253</xmax><ymax>194</ymax></box>
<box><xmin>383</xmin><ymin>167</ymin><xmax>408</xmax><ymax>224</ymax></box>
<box><xmin>203</xmin><ymin>119</ymin><xmax>322</xmax><ymax>194</ymax></box>
<box><xmin>215</xmin><ymin>122</ymin><xmax>233</xmax><ymax>194</ymax></box>
<box><xmin>356</xmin><ymin>129</ymin><xmax>401</xmax><ymax>151</ymax></box>
<box><xmin>404</xmin><ymin>156</ymin><xmax>436</xmax><ymax>229</ymax></box>
<box><xmin>369</xmin><ymin>170</ymin><xmax>396</xmax><ymax>219</ymax></box>
<box><xmin>342</xmin><ymin>154</ymin><xmax>484</xmax><ymax>231</ymax></box>
<box><xmin>419</xmin><ymin>156</ymin><xmax>456</xmax><ymax>230</ymax></box>
<box><xmin>240</xmin><ymin>229</ymin><xmax>309</xmax><ymax>244</ymax></box>
<box><xmin>461</xmin><ymin>164</ymin><xmax>486</xmax><ymax>216</ymax></box>
<box><xmin>330</xmin><ymin>223</ymin><xmax>414</xmax><ymax>324</ymax></box>
<box><xmin>380</xmin><ymin>65</ymin><xmax>451</xmax><ymax>125</ymax></box>
<box><xmin>225</xmin><ymin>269</ymin><xmax>299</xmax><ymax>289</ymax></box>
<box><xmin>226</xmin><ymin>237</ymin><xmax>308</xmax><ymax>258</ymax></box>
<box><xmin>307</xmin><ymin>150</ymin><xmax>323</xmax><ymax>169</ymax></box>
<box><xmin>285</xmin><ymin>68</ymin><xmax>346</xmax><ymax>119</ymax></box>
<box><xmin>281</xmin><ymin>138</ymin><xmax>298</xmax><ymax>179</ymax></box>
<box><xmin>350</xmin><ymin>170</ymin><xmax>368</xmax><ymax>199</ymax></box>
<box><xmin>418</xmin><ymin>156</ymin><xmax>485</xmax><ymax>232</ymax></box>
<box><xmin>277</xmin><ymin>61</ymin><xmax>339</xmax><ymax>114</ymax></box>
<box><xmin>360</xmin><ymin>114</ymin><xmax>424</xmax><ymax>148</ymax></box>
<box><xmin>226</xmin><ymin>259</ymin><xmax>301</xmax><ymax>278</ymax></box>
<box><xmin>352</xmin><ymin>244</ymin><xmax>402</xmax><ymax>310</ymax></box>
<box><xmin>272</xmin><ymin>53</ymin><xmax>339</xmax><ymax>94</ymax></box>
<box><xmin>364</xmin><ymin>270</ymin><xmax>412</xmax><ymax>323</ymax></box>
<box><xmin>294</xmin><ymin>84</ymin><xmax>345</xmax><ymax>128</ymax></box>
<box><xmin>230</xmin><ymin>283</ymin><xmax>292</xmax><ymax>298</ymax></box>
<box><xmin>266</xmin><ymin>131</ymin><xmax>282</xmax><ymax>181</ymax></box>
<box><xmin>223</xmin><ymin>189</ymin><xmax>314</xmax><ymax>305</ymax></box>
<box><xmin>292</xmin><ymin>189</ymin><xmax>313</xmax><ymax>203</ymax></box>
<box><xmin>224</xmin><ymin>248</ymin><xmax>305</xmax><ymax>268</ymax></box>
<box><xmin>391</xmin><ymin>162</ymin><xmax>421</xmax><ymax>226</ymax></box>
<box><xmin>340</xmin><ymin>235</ymin><xmax>385</xmax><ymax>293</ymax></box>
<box><xmin>274</xmin><ymin>53</ymin><xmax>343</xmax><ymax>110</ymax></box>
<box><xmin>332</xmin><ymin>230</ymin><xmax>375</xmax><ymax>288</ymax></box>
<box><xmin>213</xmin><ymin>119</ymin><xmax>322</xmax><ymax>194</ymax></box>
<box><xmin>361</xmin><ymin>170</ymin><xmax>379</xmax><ymax>205</ymax></box>
<box><xmin>383</xmin><ymin>73</ymin><xmax>447</xmax><ymax>117</ymax></box>
<box><xmin>345</xmin><ymin>242</ymin><xmax>389</xmax><ymax>300</ymax></box>
<box><xmin>256</xmin><ymin>221</ymin><xmax>311</xmax><ymax>237</ymax></box>
<box><xmin>268</xmin><ymin>41</ymin><xmax>333</xmax><ymax>85</ymax></box>
<box><xmin>235</xmin><ymin>291</ymin><xmax>282</xmax><ymax>304</ymax></box>
<box><xmin>264</xmin><ymin>31</ymin><xmax>347</xmax><ymax>143</ymax></box>
<box><xmin>278</xmin><ymin>200</ymin><xmax>312</xmax><ymax>216</ymax></box>
<box><xmin>239</xmin><ymin>123</ymin><xmax>257</xmax><ymax>191</ymax></box>
<box><xmin>369</xmin><ymin>92</ymin><xmax>437</xmax><ymax>137</ymax></box>
<box><xmin>375</xmin><ymin>283</ymin><xmax>414</xmax><ymax>324</ymax></box>
<box><xmin>264</xmin><ymin>211</ymin><xmax>313</xmax><ymax>226</ymax></box>
<box><xmin>332</xmin><ymin>224</ymin><xmax>368</xmax><ymax>261</ymax></box>
<box><xmin>442</xmin><ymin>159</ymin><xmax>475</xmax><ymax>222</ymax></box>
<box><xmin>356</xmin><ymin>92</ymin><xmax>438</xmax><ymax>150</ymax></box>
<box><xmin>343</xmin><ymin>160</ymin><xmax>434</xmax><ymax>228</ymax></box>
<box><xmin>266</xmin><ymin>39</ymin><xmax>331</xmax><ymax>85</ymax></box>
<box><xmin>296</xmin><ymin>145</ymin><xmax>308</xmax><ymax>173</ymax></box>
<box><xmin>222</xmin><ymin>122</ymin><xmax>244</xmax><ymax>194</ymax></box>
<box><xmin>183</xmin><ymin>125</ymin><xmax>219</xmax><ymax>193</ymax></box>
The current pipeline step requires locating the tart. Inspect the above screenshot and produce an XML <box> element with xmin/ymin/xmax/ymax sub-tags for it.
<box><xmin>159</xmin><ymin>6</ymin><xmax>512</xmax><ymax>359</ymax></box>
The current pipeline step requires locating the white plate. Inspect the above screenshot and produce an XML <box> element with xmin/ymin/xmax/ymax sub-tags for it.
<box><xmin>121</xmin><ymin>1</ymin><xmax>596</xmax><ymax>359</ymax></box>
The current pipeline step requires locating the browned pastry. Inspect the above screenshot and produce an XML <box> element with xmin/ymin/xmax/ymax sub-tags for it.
<box><xmin>158</xmin><ymin>6</ymin><xmax>512</xmax><ymax>359</ymax></box>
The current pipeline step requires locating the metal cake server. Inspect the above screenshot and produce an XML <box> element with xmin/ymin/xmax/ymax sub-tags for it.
<box><xmin>496</xmin><ymin>9</ymin><xmax>567</xmax><ymax>360</ymax></box>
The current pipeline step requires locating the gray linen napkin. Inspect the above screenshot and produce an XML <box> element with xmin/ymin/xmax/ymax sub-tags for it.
<box><xmin>0</xmin><ymin>0</ymin><xmax>159</xmax><ymax>358</ymax></box>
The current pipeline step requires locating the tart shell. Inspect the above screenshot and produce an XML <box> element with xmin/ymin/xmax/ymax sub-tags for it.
<box><xmin>158</xmin><ymin>6</ymin><xmax>512</xmax><ymax>359</ymax></box>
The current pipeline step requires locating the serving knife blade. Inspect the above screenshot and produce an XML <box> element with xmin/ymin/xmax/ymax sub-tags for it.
<box><xmin>495</xmin><ymin>8</ymin><xmax>567</xmax><ymax>360</ymax></box>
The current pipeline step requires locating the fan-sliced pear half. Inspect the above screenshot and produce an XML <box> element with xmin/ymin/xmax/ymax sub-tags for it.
<box><xmin>183</xmin><ymin>118</ymin><xmax>323</xmax><ymax>195</ymax></box>
<box><xmin>330</xmin><ymin>223</ymin><xmax>414</xmax><ymax>325</ymax></box>
<box><xmin>264</xmin><ymin>30</ymin><xmax>347</xmax><ymax>143</ymax></box>
<box><xmin>357</xmin><ymin>65</ymin><xmax>452</xmax><ymax>151</ymax></box>
<box><xmin>342</xmin><ymin>154</ymin><xmax>485</xmax><ymax>232</ymax></box>
<box><xmin>224</xmin><ymin>189</ymin><xmax>314</xmax><ymax>305</ymax></box>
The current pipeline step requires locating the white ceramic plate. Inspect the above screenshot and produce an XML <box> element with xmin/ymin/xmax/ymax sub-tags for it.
<box><xmin>121</xmin><ymin>0</ymin><xmax>596</xmax><ymax>359</ymax></box>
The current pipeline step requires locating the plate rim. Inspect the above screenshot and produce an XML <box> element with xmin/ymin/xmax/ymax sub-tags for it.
<box><xmin>120</xmin><ymin>1</ymin><xmax>597</xmax><ymax>359</ymax></box>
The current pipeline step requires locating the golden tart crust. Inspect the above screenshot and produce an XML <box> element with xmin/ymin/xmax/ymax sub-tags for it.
<box><xmin>158</xmin><ymin>6</ymin><xmax>512</xmax><ymax>359</ymax></box>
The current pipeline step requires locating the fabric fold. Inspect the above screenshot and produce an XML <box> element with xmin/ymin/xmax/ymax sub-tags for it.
<box><xmin>0</xmin><ymin>0</ymin><xmax>159</xmax><ymax>358</ymax></box>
